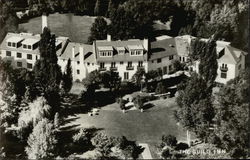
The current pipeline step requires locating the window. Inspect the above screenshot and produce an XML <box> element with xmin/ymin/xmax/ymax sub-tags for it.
<box><xmin>131</xmin><ymin>50</ymin><xmax>135</xmax><ymax>56</ymax></box>
<box><xmin>23</xmin><ymin>44</ymin><xmax>27</xmax><ymax>49</ymax></box>
<box><xmin>12</xmin><ymin>43</ymin><xmax>16</xmax><ymax>47</ymax></box>
<box><xmin>120</xmin><ymin>61</ymin><xmax>123</xmax><ymax>65</ymax></box>
<box><xmin>17</xmin><ymin>52</ymin><xmax>22</xmax><ymax>58</ymax></box>
<box><xmin>163</xmin><ymin>66</ymin><xmax>167</xmax><ymax>74</ymax></box>
<box><xmin>28</xmin><ymin>45</ymin><xmax>32</xmax><ymax>49</ymax></box>
<box><xmin>27</xmin><ymin>54</ymin><xmax>32</xmax><ymax>60</ymax></box>
<box><xmin>17</xmin><ymin>62</ymin><xmax>22</xmax><ymax>67</ymax></box>
<box><xmin>169</xmin><ymin>55</ymin><xmax>174</xmax><ymax>60</ymax></box>
<box><xmin>138</xmin><ymin>61</ymin><xmax>143</xmax><ymax>67</ymax></box>
<box><xmin>111</xmin><ymin>62</ymin><xmax>116</xmax><ymax>68</ymax></box>
<box><xmin>27</xmin><ymin>63</ymin><xmax>33</xmax><ymax>69</ymax></box>
<box><xmin>100</xmin><ymin>62</ymin><xmax>105</xmax><ymax>68</ymax></box>
<box><xmin>119</xmin><ymin>50</ymin><xmax>124</xmax><ymax>54</ymax></box>
<box><xmin>100</xmin><ymin>51</ymin><xmax>112</xmax><ymax>57</ymax></box>
<box><xmin>128</xmin><ymin>61</ymin><xmax>132</xmax><ymax>67</ymax></box>
<box><xmin>77</xmin><ymin>61</ymin><xmax>80</xmax><ymax>65</ymax></box>
<box><xmin>77</xmin><ymin>69</ymin><xmax>80</xmax><ymax>74</ymax></box>
<box><xmin>87</xmin><ymin>62</ymin><xmax>90</xmax><ymax>66</ymax></box>
<box><xmin>179</xmin><ymin>57</ymin><xmax>182</xmax><ymax>61</ymax></box>
<box><xmin>157</xmin><ymin>58</ymin><xmax>161</xmax><ymax>63</ymax></box>
<box><xmin>136</xmin><ymin>50</ymin><xmax>142</xmax><ymax>55</ymax></box>
<box><xmin>151</xmin><ymin>60</ymin><xmax>154</xmax><ymax>63</ymax></box>
<box><xmin>7</xmin><ymin>42</ymin><xmax>11</xmax><ymax>47</ymax></box>
<box><xmin>124</xmin><ymin>72</ymin><xmax>129</xmax><ymax>80</ymax></box>
<box><xmin>221</xmin><ymin>72</ymin><xmax>227</xmax><ymax>79</ymax></box>
<box><xmin>169</xmin><ymin>65</ymin><xmax>172</xmax><ymax>72</ymax></box>
<box><xmin>36</xmin><ymin>55</ymin><xmax>38</xmax><ymax>60</ymax></box>
<box><xmin>92</xmin><ymin>63</ymin><xmax>94</xmax><ymax>66</ymax></box>
<box><xmin>182</xmin><ymin>57</ymin><xmax>185</xmax><ymax>62</ymax></box>
<box><xmin>6</xmin><ymin>51</ymin><xmax>11</xmax><ymax>56</ymax></box>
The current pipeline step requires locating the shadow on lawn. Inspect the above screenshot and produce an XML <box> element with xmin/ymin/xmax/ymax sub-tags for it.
<box><xmin>57</xmin><ymin>125</ymin><xmax>103</xmax><ymax>157</ymax></box>
<box><xmin>143</xmin><ymin>103</ymin><xmax>155</xmax><ymax>111</ymax></box>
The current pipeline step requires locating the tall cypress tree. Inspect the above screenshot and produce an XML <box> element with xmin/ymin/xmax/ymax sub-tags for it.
<box><xmin>61</xmin><ymin>58</ymin><xmax>73</xmax><ymax>93</ymax></box>
<box><xmin>33</xmin><ymin>27</ymin><xmax>62</xmax><ymax>114</ymax></box>
<box><xmin>198</xmin><ymin>36</ymin><xmax>218</xmax><ymax>94</ymax></box>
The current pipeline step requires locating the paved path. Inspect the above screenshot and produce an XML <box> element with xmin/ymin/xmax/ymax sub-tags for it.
<box><xmin>139</xmin><ymin>143</ymin><xmax>153</xmax><ymax>159</ymax></box>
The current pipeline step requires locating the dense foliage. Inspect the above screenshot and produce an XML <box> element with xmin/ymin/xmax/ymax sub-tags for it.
<box><xmin>88</xmin><ymin>16</ymin><xmax>108</xmax><ymax>43</ymax></box>
<box><xmin>212</xmin><ymin>70</ymin><xmax>249</xmax><ymax>158</ymax></box>
<box><xmin>175</xmin><ymin>73</ymin><xmax>215</xmax><ymax>140</ymax></box>
<box><xmin>61</xmin><ymin>58</ymin><xmax>73</xmax><ymax>94</ymax></box>
<box><xmin>33</xmin><ymin>27</ymin><xmax>62</xmax><ymax>113</ymax></box>
<box><xmin>25</xmin><ymin>118</ymin><xmax>57</xmax><ymax>159</ymax></box>
<box><xmin>0</xmin><ymin>1</ymin><xmax>18</xmax><ymax>43</ymax></box>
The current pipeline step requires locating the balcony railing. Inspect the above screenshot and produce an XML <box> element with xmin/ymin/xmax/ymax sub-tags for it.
<box><xmin>220</xmin><ymin>66</ymin><xmax>228</xmax><ymax>72</ymax></box>
<box><xmin>99</xmin><ymin>67</ymin><xmax>107</xmax><ymax>71</ymax></box>
<box><xmin>137</xmin><ymin>66</ymin><xmax>144</xmax><ymax>70</ymax></box>
<box><xmin>110</xmin><ymin>66</ymin><xmax>117</xmax><ymax>71</ymax></box>
<box><xmin>126</xmin><ymin>66</ymin><xmax>134</xmax><ymax>70</ymax></box>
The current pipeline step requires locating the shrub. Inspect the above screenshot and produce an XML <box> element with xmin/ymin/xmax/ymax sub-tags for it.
<box><xmin>119</xmin><ymin>98</ymin><xmax>126</xmax><ymax>110</ymax></box>
<box><xmin>17</xmin><ymin>97</ymin><xmax>51</xmax><ymax>140</ymax></box>
<box><xmin>73</xmin><ymin>128</ymin><xmax>91</xmax><ymax>145</ymax></box>
<box><xmin>175</xmin><ymin>142</ymin><xmax>189</xmax><ymax>151</ymax></box>
<box><xmin>155</xmin><ymin>82</ymin><xmax>167</xmax><ymax>94</ymax></box>
<box><xmin>161</xmin><ymin>148</ymin><xmax>172</xmax><ymax>159</ymax></box>
<box><xmin>53</xmin><ymin>112</ymin><xmax>61</xmax><ymax>129</ymax></box>
<box><xmin>25</xmin><ymin>118</ymin><xmax>57</xmax><ymax>159</ymax></box>
<box><xmin>161</xmin><ymin>135</ymin><xmax>177</xmax><ymax>148</ymax></box>
<box><xmin>91</xmin><ymin>132</ymin><xmax>114</xmax><ymax>156</ymax></box>
<box><xmin>133</xmin><ymin>95</ymin><xmax>144</xmax><ymax>110</ymax></box>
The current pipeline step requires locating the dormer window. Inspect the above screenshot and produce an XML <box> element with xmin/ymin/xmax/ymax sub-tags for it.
<box><xmin>98</xmin><ymin>46</ymin><xmax>113</xmax><ymax>57</ymax></box>
<box><xmin>22</xmin><ymin>38</ymin><xmax>40</xmax><ymax>50</ymax></box>
<box><xmin>7</xmin><ymin>36</ymin><xmax>24</xmax><ymax>48</ymax></box>
<box><xmin>128</xmin><ymin>45</ymin><xmax>144</xmax><ymax>56</ymax></box>
<box><xmin>117</xmin><ymin>47</ymin><xmax>125</xmax><ymax>54</ymax></box>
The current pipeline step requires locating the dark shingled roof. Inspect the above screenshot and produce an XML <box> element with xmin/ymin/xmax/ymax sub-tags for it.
<box><xmin>150</xmin><ymin>38</ymin><xmax>177</xmax><ymax>60</ymax></box>
<box><xmin>58</xmin><ymin>42</ymin><xmax>95</xmax><ymax>63</ymax></box>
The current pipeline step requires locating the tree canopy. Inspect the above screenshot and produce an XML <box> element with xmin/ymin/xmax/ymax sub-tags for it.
<box><xmin>33</xmin><ymin>27</ymin><xmax>62</xmax><ymax>112</ymax></box>
<box><xmin>213</xmin><ymin>69</ymin><xmax>249</xmax><ymax>158</ymax></box>
<box><xmin>88</xmin><ymin>16</ymin><xmax>108</xmax><ymax>43</ymax></box>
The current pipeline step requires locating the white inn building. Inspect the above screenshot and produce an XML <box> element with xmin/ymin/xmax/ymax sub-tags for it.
<box><xmin>0</xmin><ymin>16</ymin><xmax>248</xmax><ymax>84</ymax></box>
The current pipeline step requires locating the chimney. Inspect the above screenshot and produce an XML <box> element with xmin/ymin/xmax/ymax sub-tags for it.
<box><xmin>79</xmin><ymin>45</ymin><xmax>87</xmax><ymax>78</ymax></box>
<box><xmin>71</xmin><ymin>46</ymin><xmax>75</xmax><ymax>80</ymax></box>
<box><xmin>143</xmin><ymin>38</ymin><xmax>148</xmax><ymax>51</ymax></box>
<box><xmin>107</xmin><ymin>34</ymin><xmax>111</xmax><ymax>41</ymax></box>
<box><xmin>42</xmin><ymin>13</ymin><xmax>48</xmax><ymax>32</ymax></box>
<box><xmin>79</xmin><ymin>46</ymin><xmax>84</xmax><ymax>64</ymax></box>
<box><xmin>72</xmin><ymin>46</ymin><xmax>75</xmax><ymax>60</ymax></box>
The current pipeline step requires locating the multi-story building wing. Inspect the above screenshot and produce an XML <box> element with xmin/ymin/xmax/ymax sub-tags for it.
<box><xmin>57</xmin><ymin>42</ymin><xmax>96</xmax><ymax>81</ymax></box>
<box><xmin>93</xmin><ymin>37</ymin><xmax>149</xmax><ymax>80</ymax></box>
<box><xmin>0</xmin><ymin>32</ymin><xmax>69</xmax><ymax>70</ymax></box>
<box><xmin>149</xmin><ymin>37</ymin><xmax>178</xmax><ymax>75</ymax></box>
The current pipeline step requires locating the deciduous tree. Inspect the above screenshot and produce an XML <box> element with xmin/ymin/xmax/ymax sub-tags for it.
<box><xmin>25</xmin><ymin>118</ymin><xmax>57</xmax><ymax>159</ymax></box>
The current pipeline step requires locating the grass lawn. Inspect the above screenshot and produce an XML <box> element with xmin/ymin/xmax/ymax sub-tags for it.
<box><xmin>62</xmin><ymin>96</ymin><xmax>190</xmax><ymax>158</ymax></box>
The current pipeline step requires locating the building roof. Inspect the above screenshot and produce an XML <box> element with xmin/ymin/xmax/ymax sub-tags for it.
<box><xmin>0</xmin><ymin>32</ymin><xmax>69</xmax><ymax>55</ymax></box>
<box><xmin>150</xmin><ymin>38</ymin><xmax>177</xmax><ymax>60</ymax></box>
<box><xmin>6</xmin><ymin>36</ymin><xmax>24</xmax><ymax>43</ymax></box>
<box><xmin>58</xmin><ymin>42</ymin><xmax>95</xmax><ymax>63</ymax></box>
<box><xmin>95</xmin><ymin>39</ymin><xmax>148</xmax><ymax>62</ymax></box>
<box><xmin>98</xmin><ymin>46</ymin><xmax>113</xmax><ymax>51</ymax></box>
<box><xmin>218</xmin><ymin>45</ymin><xmax>247</xmax><ymax>64</ymax></box>
<box><xmin>22</xmin><ymin>38</ymin><xmax>40</xmax><ymax>45</ymax></box>
<box><xmin>127</xmin><ymin>45</ymin><xmax>144</xmax><ymax>50</ymax></box>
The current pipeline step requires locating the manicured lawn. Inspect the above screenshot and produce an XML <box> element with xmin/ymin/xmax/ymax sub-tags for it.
<box><xmin>63</xmin><ymin>97</ymin><xmax>188</xmax><ymax>145</ymax></box>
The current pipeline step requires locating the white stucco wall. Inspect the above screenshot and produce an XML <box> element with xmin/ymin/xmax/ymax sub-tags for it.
<box><xmin>148</xmin><ymin>55</ymin><xmax>176</xmax><ymax>74</ymax></box>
